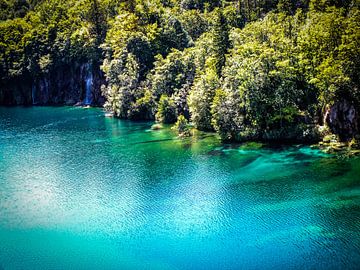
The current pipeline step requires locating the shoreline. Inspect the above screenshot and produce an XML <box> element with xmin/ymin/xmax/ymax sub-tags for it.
<box><xmin>1</xmin><ymin>105</ymin><xmax>359</xmax><ymax>156</ymax></box>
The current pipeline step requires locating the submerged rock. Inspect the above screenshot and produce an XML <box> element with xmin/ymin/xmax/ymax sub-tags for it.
<box><xmin>207</xmin><ymin>149</ymin><xmax>225</xmax><ymax>156</ymax></box>
<box><xmin>239</xmin><ymin>142</ymin><xmax>264</xmax><ymax>150</ymax></box>
<box><xmin>151</xmin><ymin>124</ymin><xmax>163</xmax><ymax>130</ymax></box>
<box><xmin>104</xmin><ymin>112</ymin><xmax>114</xmax><ymax>117</ymax></box>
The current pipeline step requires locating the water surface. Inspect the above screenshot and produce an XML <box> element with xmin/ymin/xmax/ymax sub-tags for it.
<box><xmin>0</xmin><ymin>107</ymin><xmax>359</xmax><ymax>269</ymax></box>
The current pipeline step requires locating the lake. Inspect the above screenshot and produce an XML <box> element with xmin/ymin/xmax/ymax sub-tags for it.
<box><xmin>0</xmin><ymin>107</ymin><xmax>359</xmax><ymax>269</ymax></box>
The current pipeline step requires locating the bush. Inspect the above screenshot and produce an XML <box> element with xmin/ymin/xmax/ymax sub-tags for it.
<box><xmin>173</xmin><ymin>115</ymin><xmax>191</xmax><ymax>136</ymax></box>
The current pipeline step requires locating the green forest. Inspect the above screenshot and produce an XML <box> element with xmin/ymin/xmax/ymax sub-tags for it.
<box><xmin>0</xmin><ymin>0</ymin><xmax>359</xmax><ymax>142</ymax></box>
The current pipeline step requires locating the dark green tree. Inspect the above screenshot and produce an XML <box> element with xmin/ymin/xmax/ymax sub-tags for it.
<box><xmin>212</xmin><ymin>8</ymin><xmax>229</xmax><ymax>77</ymax></box>
<box><xmin>156</xmin><ymin>94</ymin><xmax>177</xmax><ymax>123</ymax></box>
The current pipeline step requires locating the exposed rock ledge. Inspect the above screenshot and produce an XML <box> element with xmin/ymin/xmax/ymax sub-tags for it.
<box><xmin>0</xmin><ymin>62</ymin><xmax>105</xmax><ymax>106</ymax></box>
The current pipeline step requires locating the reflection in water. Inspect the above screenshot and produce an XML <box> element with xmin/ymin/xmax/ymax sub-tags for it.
<box><xmin>0</xmin><ymin>107</ymin><xmax>359</xmax><ymax>270</ymax></box>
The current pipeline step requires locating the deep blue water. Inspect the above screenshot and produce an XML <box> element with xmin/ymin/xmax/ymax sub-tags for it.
<box><xmin>0</xmin><ymin>107</ymin><xmax>359</xmax><ymax>269</ymax></box>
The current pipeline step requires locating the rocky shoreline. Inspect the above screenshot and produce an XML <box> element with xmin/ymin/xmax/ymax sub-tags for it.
<box><xmin>317</xmin><ymin>134</ymin><xmax>360</xmax><ymax>157</ymax></box>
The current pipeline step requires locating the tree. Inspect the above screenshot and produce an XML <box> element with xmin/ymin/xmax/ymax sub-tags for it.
<box><xmin>212</xmin><ymin>8</ymin><xmax>229</xmax><ymax>77</ymax></box>
<box><xmin>172</xmin><ymin>114</ymin><xmax>191</xmax><ymax>136</ymax></box>
<box><xmin>128</xmin><ymin>89</ymin><xmax>155</xmax><ymax>120</ymax></box>
<box><xmin>1</xmin><ymin>0</ymin><xmax>359</xmax><ymax>141</ymax></box>
<box><xmin>188</xmin><ymin>61</ymin><xmax>219</xmax><ymax>130</ymax></box>
<box><xmin>211</xmin><ymin>89</ymin><xmax>244</xmax><ymax>141</ymax></box>
<box><xmin>155</xmin><ymin>94</ymin><xmax>177</xmax><ymax>123</ymax></box>
<box><xmin>148</xmin><ymin>49</ymin><xmax>195</xmax><ymax>100</ymax></box>
<box><xmin>102</xmin><ymin>53</ymin><xmax>140</xmax><ymax>118</ymax></box>
<box><xmin>277</xmin><ymin>0</ymin><xmax>296</xmax><ymax>15</ymax></box>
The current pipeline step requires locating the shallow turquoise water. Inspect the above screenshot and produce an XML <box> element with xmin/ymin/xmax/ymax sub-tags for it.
<box><xmin>0</xmin><ymin>107</ymin><xmax>359</xmax><ymax>270</ymax></box>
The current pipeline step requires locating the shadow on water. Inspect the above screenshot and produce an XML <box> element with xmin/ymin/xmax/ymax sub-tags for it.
<box><xmin>130</xmin><ymin>138</ymin><xmax>176</xmax><ymax>145</ymax></box>
<box><xmin>130</xmin><ymin>133</ymin><xmax>216</xmax><ymax>146</ymax></box>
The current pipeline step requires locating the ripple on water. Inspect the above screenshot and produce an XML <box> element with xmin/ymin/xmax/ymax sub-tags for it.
<box><xmin>0</xmin><ymin>107</ymin><xmax>359</xmax><ymax>270</ymax></box>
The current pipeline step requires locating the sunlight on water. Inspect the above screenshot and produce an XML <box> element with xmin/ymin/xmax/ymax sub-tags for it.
<box><xmin>0</xmin><ymin>107</ymin><xmax>359</xmax><ymax>269</ymax></box>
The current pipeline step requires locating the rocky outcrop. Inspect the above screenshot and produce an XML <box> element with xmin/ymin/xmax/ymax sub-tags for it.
<box><xmin>0</xmin><ymin>76</ymin><xmax>33</xmax><ymax>105</ymax></box>
<box><xmin>326</xmin><ymin>100</ymin><xmax>359</xmax><ymax>141</ymax></box>
<box><xmin>0</xmin><ymin>62</ymin><xmax>105</xmax><ymax>106</ymax></box>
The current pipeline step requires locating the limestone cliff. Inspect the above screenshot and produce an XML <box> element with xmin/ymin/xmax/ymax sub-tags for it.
<box><xmin>0</xmin><ymin>62</ymin><xmax>104</xmax><ymax>106</ymax></box>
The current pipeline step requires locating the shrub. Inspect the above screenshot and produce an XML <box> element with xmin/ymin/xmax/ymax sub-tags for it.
<box><xmin>173</xmin><ymin>114</ymin><xmax>191</xmax><ymax>137</ymax></box>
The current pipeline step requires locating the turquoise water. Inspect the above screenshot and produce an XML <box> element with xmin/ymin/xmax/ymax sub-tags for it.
<box><xmin>0</xmin><ymin>107</ymin><xmax>359</xmax><ymax>270</ymax></box>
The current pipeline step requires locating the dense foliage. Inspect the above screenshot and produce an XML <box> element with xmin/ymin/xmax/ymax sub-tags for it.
<box><xmin>1</xmin><ymin>0</ymin><xmax>359</xmax><ymax>141</ymax></box>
